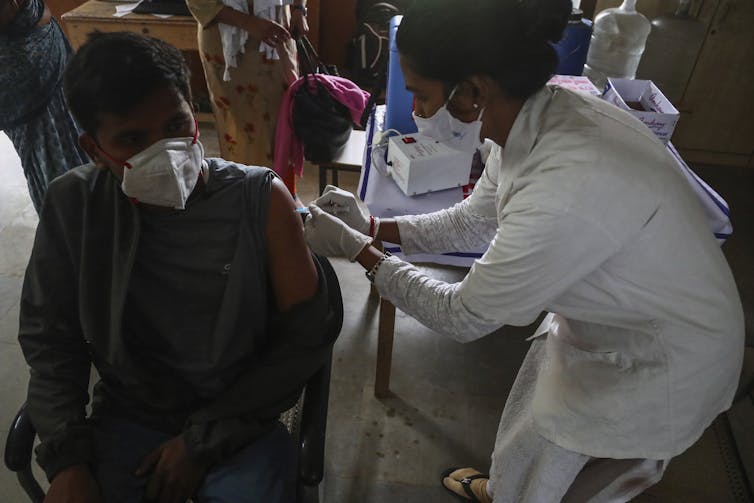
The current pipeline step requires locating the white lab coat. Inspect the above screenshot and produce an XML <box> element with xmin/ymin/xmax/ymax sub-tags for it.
<box><xmin>373</xmin><ymin>86</ymin><xmax>744</xmax><ymax>461</ymax></box>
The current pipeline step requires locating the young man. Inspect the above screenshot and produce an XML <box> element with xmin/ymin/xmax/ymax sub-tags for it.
<box><xmin>18</xmin><ymin>32</ymin><xmax>336</xmax><ymax>503</ymax></box>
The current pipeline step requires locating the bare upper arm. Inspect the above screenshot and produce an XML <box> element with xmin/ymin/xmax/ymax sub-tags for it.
<box><xmin>265</xmin><ymin>177</ymin><xmax>318</xmax><ymax>311</ymax></box>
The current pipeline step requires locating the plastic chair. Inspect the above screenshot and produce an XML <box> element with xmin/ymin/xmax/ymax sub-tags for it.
<box><xmin>4</xmin><ymin>255</ymin><xmax>342</xmax><ymax>503</ymax></box>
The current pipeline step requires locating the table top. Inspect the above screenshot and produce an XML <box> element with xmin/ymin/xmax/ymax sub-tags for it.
<box><xmin>61</xmin><ymin>0</ymin><xmax>199</xmax><ymax>51</ymax></box>
<box><xmin>358</xmin><ymin>106</ymin><xmax>486</xmax><ymax>267</ymax></box>
<box><xmin>358</xmin><ymin>106</ymin><xmax>469</xmax><ymax>219</ymax></box>
<box><xmin>62</xmin><ymin>0</ymin><xmax>196</xmax><ymax>26</ymax></box>
<box><xmin>322</xmin><ymin>130</ymin><xmax>366</xmax><ymax>168</ymax></box>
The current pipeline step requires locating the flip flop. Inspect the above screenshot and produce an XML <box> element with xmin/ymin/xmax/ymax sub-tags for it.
<box><xmin>440</xmin><ymin>466</ymin><xmax>491</xmax><ymax>503</ymax></box>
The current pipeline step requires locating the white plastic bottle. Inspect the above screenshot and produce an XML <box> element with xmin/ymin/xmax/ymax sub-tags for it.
<box><xmin>583</xmin><ymin>0</ymin><xmax>651</xmax><ymax>89</ymax></box>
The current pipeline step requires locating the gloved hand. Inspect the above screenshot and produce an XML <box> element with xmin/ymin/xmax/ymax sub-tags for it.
<box><xmin>311</xmin><ymin>185</ymin><xmax>378</xmax><ymax>237</ymax></box>
<box><xmin>304</xmin><ymin>205</ymin><xmax>373</xmax><ymax>261</ymax></box>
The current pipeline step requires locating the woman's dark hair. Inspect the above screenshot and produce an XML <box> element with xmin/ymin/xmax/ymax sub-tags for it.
<box><xmin>396</xmin><ymin>0</ymin><xmax>571</xmax><ymax>100</ymax></box>
<box><xmin>64</xmin><ymin>31</ymin><xmax>192</xmax><ymax>136</ymax></box>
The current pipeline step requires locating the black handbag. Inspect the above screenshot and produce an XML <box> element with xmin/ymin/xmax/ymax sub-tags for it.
<box><xmin>292</xmin><ymin>37</ymin><xmax>354</xmax><ymax>163</ymax></box>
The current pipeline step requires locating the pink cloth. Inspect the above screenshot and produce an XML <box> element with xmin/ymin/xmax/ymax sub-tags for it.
<box><xmin>273</xmin><ymin>74</ymin><xmax>370</xmax><ymax>179</ymax></box>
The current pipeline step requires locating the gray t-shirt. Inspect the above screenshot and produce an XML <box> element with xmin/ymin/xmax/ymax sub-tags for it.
<box><xmin>122</xmin><ymin>160</ymin><xmax>263</xmax><ymax>398</ymax></box>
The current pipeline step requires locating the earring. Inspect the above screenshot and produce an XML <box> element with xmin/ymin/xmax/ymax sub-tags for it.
<box><xmin>473</xmin><ymin>103</ymin><xmax>479</xmax><ymax>109</ymax></box>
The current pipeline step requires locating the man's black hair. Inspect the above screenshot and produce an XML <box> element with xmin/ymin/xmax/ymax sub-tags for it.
<box><xmin>64</xmin><ymin>31</ymin><xmax>192</xmax><ymax>137</ymax></box>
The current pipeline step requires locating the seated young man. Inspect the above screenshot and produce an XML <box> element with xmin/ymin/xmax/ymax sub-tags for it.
<box><xmin>18</xmin><ymin>31</ymin><xmax>337</xmax><ymax>503</ymax></box>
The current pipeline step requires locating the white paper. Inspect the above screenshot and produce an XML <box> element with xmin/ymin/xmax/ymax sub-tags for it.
<box><xmin>111</xmin><ymin>2</ymin><xmax>174</xmax><ymax>18</ymax></box>
<box><xmin>113</xmin><ymin>1</ymin><xmax>140</xmax><ymax>16</ymax></box>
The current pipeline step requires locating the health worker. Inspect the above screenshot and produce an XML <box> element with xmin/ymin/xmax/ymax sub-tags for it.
<box><xmin>303</xmin><ymin>0</ymin><xmax>744</xmax><ymax>501</ymax></box>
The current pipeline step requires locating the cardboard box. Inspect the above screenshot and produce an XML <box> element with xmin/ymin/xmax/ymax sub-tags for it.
<box><xmin>547</xmin><ymin>75</ymin><xmax>602</xmax><ymax>96</ymax></box>
<box><xmin>603</xmin><ymin>78</ymin><xmax>680</xmax><ymax>144</ymax></box>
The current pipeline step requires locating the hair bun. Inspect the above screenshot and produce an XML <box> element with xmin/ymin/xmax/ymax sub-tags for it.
<box><xmin>517</xmin><ymin>0</ymin><xmax>572</xmax><ymax>43</ymax></box>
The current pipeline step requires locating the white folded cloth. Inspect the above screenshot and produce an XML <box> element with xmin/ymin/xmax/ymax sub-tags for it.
<box><xmin>254</xmin><ymin>0</ymin><xmax>292</xmax><ymax>61</ymax></box>
<box><xmin>218</xmin><ymin>0</ymin><xmax>249</xmax><ymax>81</ymax></box>
<box><xmin>217</xmin><ymin>0</ymin><xmax>291</xmax><ymax>81</ymax></box>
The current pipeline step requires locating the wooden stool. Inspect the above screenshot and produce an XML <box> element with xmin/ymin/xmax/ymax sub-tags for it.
<box><xmin>313</xmin><ymin>130</ymin><xmax>366</xmax><ymax>195</ymax></box>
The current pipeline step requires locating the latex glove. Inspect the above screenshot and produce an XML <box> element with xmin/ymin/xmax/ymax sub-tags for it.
<box><xmin>311</xmin><ymin>185</ymin><xmax>378</xmax><ymax>237</ymax></box>
<box><xmin>304</xmin><ymin>205</ymin><xmax>372</xmax><ymax>261</ymax></box>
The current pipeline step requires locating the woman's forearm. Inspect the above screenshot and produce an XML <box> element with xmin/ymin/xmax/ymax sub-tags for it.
<box><xmin>212</xmin><ymin>6</ymin><xmax>252</xmax><ymax>30</ymax></box>
<box><xmin>355</xmin><ymin>245</ymin><xmax>383</xmax><ymax>272</ymax></box>
<box><xmin>374</xmin><ymin>218</ymin><xmax>402</xmax><ymax>245</ymax></box>
<box><xmin>210</xmin><ymin>6</ymin><xmax>290</xmax><ymax>46</ymax></box>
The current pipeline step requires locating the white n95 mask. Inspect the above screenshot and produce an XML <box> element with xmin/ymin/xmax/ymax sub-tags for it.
<box><xmin>412</xmin><ymin>86</ymin><xmax>485</xmax><ymax>155</ymax></box>
<box><xmin>119</xmin><ymin>126</ymin><xmax>204</xmax><ymax>210</ymax></box>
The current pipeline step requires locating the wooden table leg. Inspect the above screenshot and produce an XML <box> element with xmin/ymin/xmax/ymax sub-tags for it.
<box><xmin>371</xmin><ymin>242</ymin><xmax>396</xmax><ymax>398</ymax></box>
<box><xmin>318</xmin><ymin>165</ymin><xmax>328</xmax><ymax>195</ymax></box>
<box><xmin>375</xmin><ymin>297</ymin><xmax>396</xmax><ymax>398</ymax></box>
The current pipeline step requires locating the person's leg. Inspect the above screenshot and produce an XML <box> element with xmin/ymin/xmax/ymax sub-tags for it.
<box><xmin>197</xmin><ymin>24</ymin><xmax>244</xmax><ymax>164</ymax></box>
<box><xmin>483</xmin><ymin>339</ymin><xmax>590</xmax><ymax>502</ymax></box>
<box><xmin>273</xmin><ymin>7</ymin><xmax>300</xmax><ymax>202</ymax></box>
<box><xmin>562</xmin><ymin>456</ymin><xmax>668</xmax><ymax>503</ymax></box>
<box><xmin>91</xmin><ymin>416</ymin><xmax>173</xmax><ymax>503</ymax></box>
<box><xmin>196</xmin><ymin>421</ymin><xmax>296</xmax><ymax>503</ymax></box>
<box><xmin>482</xmin><ymin>337</ymin><xmax>667</xmax><ymax>502</ymax></box>
<box><xmin>6</xmin><ymin>85</ymin><xmax>88</xmax><ymax>214</ymax></box>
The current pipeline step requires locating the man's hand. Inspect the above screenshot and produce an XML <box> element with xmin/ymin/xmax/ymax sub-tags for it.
<box><xmin>44</xmin><ymin>464</ymin><xmax>101</xmax><ymax>503</ymax></box>
<box><xmin>136</xmin><ymin>435</ymin><xmax>209</xmax><ymax>503</ymax></box>
<box><xmin>289</xmin><ymin>7</ymin><xmax>309</xmax><ymax>39</ymax></box>
<box><xmin>245</xmin><ymin>16</ymin><xmax>291</xmax><ymax>47</ymax></box>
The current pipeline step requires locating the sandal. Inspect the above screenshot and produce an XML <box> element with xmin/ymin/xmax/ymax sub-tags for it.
<box><xmin>441</xmin><ymin>467</ymin><xmax>491</xmax><ymax>503</ymax></box>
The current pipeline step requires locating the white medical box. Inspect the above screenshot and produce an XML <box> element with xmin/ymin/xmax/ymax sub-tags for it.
<box><xmin>387</xmin><ymin>134</ymin><xmax>471</xmax><ymax>196</ymax></box>
<box><xmin>603</xmin><ymin>78</ymin><xmax>680</xmax><ymax>144</ymax></box>
<box><xmin>547</xmin><ymin>75</ymin><xmax>602</xmax><ymax>96</ymax></box>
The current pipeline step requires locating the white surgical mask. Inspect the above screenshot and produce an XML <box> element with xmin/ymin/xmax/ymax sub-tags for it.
<box><xmin>100</xmin><ymin>123</ymin><xmax>204</xmax><ymax>210</ymax></box>
<box><xmin>412</xmin><ymin>85</ymin><xmax>485</xmax><ymax>155</ymax></box>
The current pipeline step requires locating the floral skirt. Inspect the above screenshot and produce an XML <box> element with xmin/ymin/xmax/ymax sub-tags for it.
<box><xmin>197</xmin><ymin>19</ymin><xmax>299</xmax><ymax>194</ymax></box>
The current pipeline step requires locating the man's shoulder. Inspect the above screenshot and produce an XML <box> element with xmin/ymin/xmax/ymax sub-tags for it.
<box><xmin>206</xmin><ymin>158</ymin><xmax>274</xmax><ymax>184</ymax></box>
<box><xmin>49</xmin><ymin>162</ymin><xmax>99</xmax><ymax>185</ymax></box>
<box><xmin>204</xmin><ymin>159</ymin><xmax>276</xmax><ymax>213</ymax></box>
<box><xmin>45</xmin><ymin>163</ymin><xmax>104</xmax><ymax>201</ymax></box>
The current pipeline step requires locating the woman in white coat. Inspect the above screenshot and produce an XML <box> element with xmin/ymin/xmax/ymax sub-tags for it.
<box><xmin>303</xmin><ymin>0</ymin><xmax>745</xmax><ymax>501</ymax></box>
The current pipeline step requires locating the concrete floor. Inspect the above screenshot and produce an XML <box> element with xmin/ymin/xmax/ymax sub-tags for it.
<box><xmin>0</xmin><ymin>127</ymin><xmax>752</xmax><ymax>502</ymax></box>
